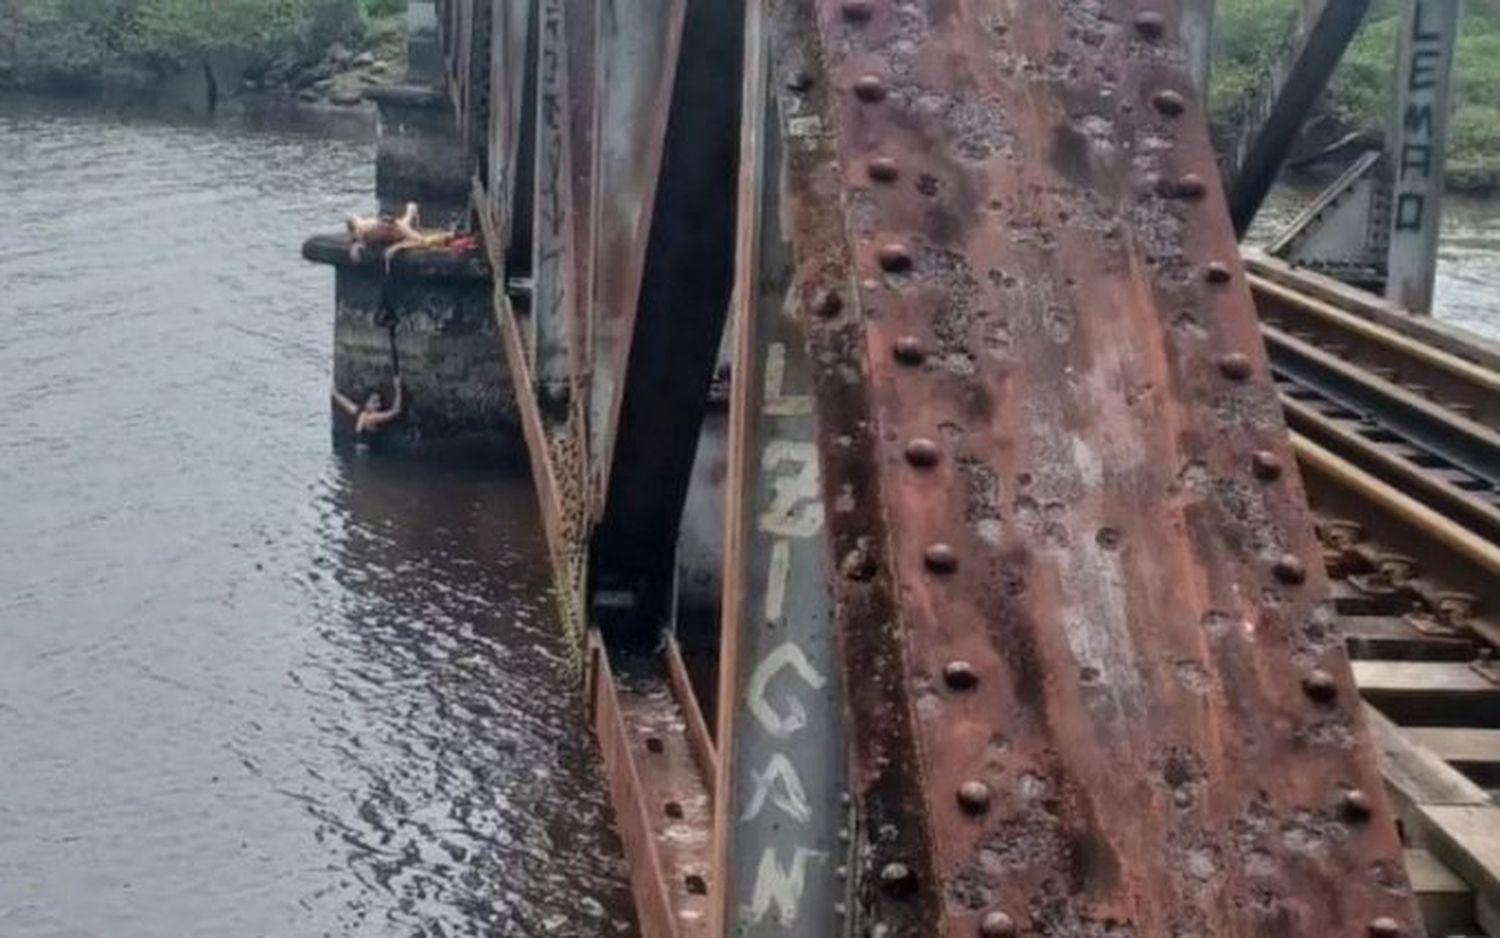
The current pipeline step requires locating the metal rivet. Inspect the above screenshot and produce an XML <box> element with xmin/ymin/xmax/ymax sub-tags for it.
<box><xmin>1205</xmin><ymin>261</ymin><xmax>1233</xmax><ymax>284</ymax></box>
<box><xmin>854</xmin><ymin>75</ymin><xmax>888</xmax><ymax>102</ymax></box>
<box><xmin>645</xmin><ymin>736</ymin><xmax>665</xmax><ymax>754</ymax></box>
<box><xmin>878</xmin><ymin>242</ymin><xmax>913</xmax><ymax>273</ymax></box>
<box><xmin>1274</xmin><ymin>553</ymin><xmax>1308</xmax><ymax>585</ymax></box>
<box><xmin>1175</xmin><ymin>172</ymin><xmax>1207</xmax><ymax>199</ymax></box>
<box><xmin>904</xmin><ymin>438</ymin><xmax>941</xmax><ymax>468</ymax></box>
<box><xmin>1218</xmin><ymin>352</ymin><xmax>1253</xmax><ymax>381</ymax></box>
<box><xmin>869</xmin><ymin>156</ymin><xmax>901</xmax><ymax>183</ymax></box>
<box><xmin>841</xmin><ymin>0</ymin><xmax>874</xmax><ymax>21</ymax></box>
<box><xmin>880</xmin><ymin>861</ymin><xmax>916</xmax><ymax>894</ymax></box>
<box><xmin>957</xmin><ymin>780</ymin><xmax>992</xmax><ymax>814</ymax></box>
<box><xmin>1133</xmin><ymin>11</ymin><xmax>1166</xmax><ymax>38</ymax></box>
<box><xmin>893</xmin><ymin>336</ymin><xmax>927</xmax><ymax>365</ymax></box>
<box><xmin>1302</xmin><ymin>668</ymin><xmax>1338</xmax><ymax>702</ymax></box>
<box><xmin>1252</xmin><ymin>450</ymin><xmax>1284</xmax><ymax>481</ymax></box>
<box><xmin>1342</xmin><ymin>788</ymin><xmax>1374</xmax><ymax>821</ymax></box>
<box><xmin>1368</xmin><ymin>918</ymin><xmax>1404</xmax><ymax>938</ymax></box>
<box><xmin>1152</xmin><ymin>88</ymin><xmax>1186</xmax><ymax>116</ymax></box>
<box><xmin>943</xmin><ymin>660</ymin><xmax>979</xmax><ymax>690</ymax></box>
<box><xmin>980</xmin><ymin>911</ymin><xmax>1018</xmax><ymax>937</ymax></box>
<box><xmin>924</xmin><ymin>543</ymin><xmax>958</xmax><ymax>574</ymax></box>
<box><xmin>813</xmin><ymin>288</ymin><xmax>844</xmax><ymax>319</ymax></box>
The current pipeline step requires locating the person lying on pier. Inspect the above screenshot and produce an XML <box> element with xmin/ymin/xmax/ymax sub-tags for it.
<box><xmin>332</xmin><ymin>375</ymin><xmax>403</xmax><ymax>439</ymax></box>
<box><xmin>344</xmin><ymin>203</ymin><xmax>418</xmax><ymax>262</ymax></box>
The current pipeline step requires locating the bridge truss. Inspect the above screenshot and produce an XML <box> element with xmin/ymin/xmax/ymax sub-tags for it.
<box><xmin>434</xmin><ymin>1</ymin><xmax>1418</xmax><ymax>934</ymax></box>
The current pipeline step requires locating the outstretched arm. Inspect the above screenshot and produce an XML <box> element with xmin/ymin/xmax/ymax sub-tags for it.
<box><xmin>367</xmin><ymin>375</ymin><xmax>403</xmax><ymax>425</ymax></box>
<box><xmin>331</xmin><ymin>386</ymin><xmax>360</xmax><ymax>416</ymax></box>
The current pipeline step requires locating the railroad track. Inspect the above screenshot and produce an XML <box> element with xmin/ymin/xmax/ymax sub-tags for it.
<box><xmin>1256</xmin><ymin>265</ymin><xmax>1500</xmax><ymax>936</ymax></box>
<box><xmin>1251</xmin><ymin>268</ymin><xmax>1500</xmax><ymax>546</ymax></box>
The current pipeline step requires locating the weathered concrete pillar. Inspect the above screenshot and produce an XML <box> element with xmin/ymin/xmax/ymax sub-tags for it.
<box><xmin>303</xmin><ymin>235</ymin><xmax>517</xmax><ymax>451</ymax></box>
<box><xmin>405</xmin><ymin>1</ymin><xmax>444</xmax><ymax>86</ymax></box>
<box><xmin>365</xmin><ymin>85</ymin><xmax>471</xmax><ymax>228</ymax></box>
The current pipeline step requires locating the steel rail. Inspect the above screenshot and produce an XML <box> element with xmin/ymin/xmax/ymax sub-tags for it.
<box><xmin>1295</xmin><ymin>431</ymin><xmax>1500</xmax><ymax>654</ymax></box>
<box><xmin>1254</xmin><ymin>276</ymin><xmax>1500</xmax><ymax>398</ymax></box>
<box><xmin>1294</xmin><ymin>434</ymin><xmax>1500</xmax><ymax>584</ymax></box>
<box><xmin>1294</xmin><ymin>433</ymin><xmax>1500</xmax><ymax>936</ymax></box>
<box><xmin>1253</xmin><ymin>273</ymin><xmax>1500</xmax><ymax>431</ymax></box>
<box><xmin>1266</xmin><ymin>324</ymin><xmax>1500</xmax><ymax>487</ymax></box>
<box><xmin>1282</xmin><ymin>395</ymin><xmax>1500</xmax><ymax>543</ymax></box>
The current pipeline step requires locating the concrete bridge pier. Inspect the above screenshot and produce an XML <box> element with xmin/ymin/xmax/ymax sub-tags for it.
<box><xmin>366</xmin><ymin>84</ymin><xmax>470</xmax><ymax>229</ymax></box>
<box><xmin>299</xmin><ymin>0</ymin><xmax>511</xmax><ymax>453</ymax></box>
<box><xmin>302</xmin><ymin>238</ymin><xmax>516</xmax><ymax>452</ymax></box>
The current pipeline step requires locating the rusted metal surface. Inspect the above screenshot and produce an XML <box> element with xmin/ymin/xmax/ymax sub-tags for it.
<box><xmin>533</xmin><ymin>0</ymin><xmax>583</xmax><ymax>410</ymax></box>
<box><xmin>712</xmin><ymin>13</ymin><xmax>851</xmax><ymax>933</ymax></box>
<box><xmin>591</xmin><ymin>638</ymin><xmax>714</xmax><ymax>938</ymax></box>
<box><xmin>667</xmin><ymin>636</ymin><xmax>719</xmax><ymax>787</ymax></box>
<box><xmin>737</xmin><ymin>0</ymin><xmax>1415</xmax><ymax>933</ymax></box>
<box><xmin>588</xmin><ymin>0</ymin><xmax>687</xmax><ymax>499</ymax></box>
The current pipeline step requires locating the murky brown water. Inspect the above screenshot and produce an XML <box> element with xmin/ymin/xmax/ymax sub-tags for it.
<box><xmin>0</xmin><ymin>96</ymin><xmax>635</xmax><ymax>937</ymax></box>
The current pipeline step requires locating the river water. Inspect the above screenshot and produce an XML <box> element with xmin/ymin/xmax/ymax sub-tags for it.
<box><xmin>0</xmin><ymin>96</ymin><xmax>636</xmax><ymax>937</ymax></box>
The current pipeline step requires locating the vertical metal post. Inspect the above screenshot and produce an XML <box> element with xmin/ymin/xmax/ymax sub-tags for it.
<box><xmin>1386</xmin><ymin>0</ymin><xmax>1462</xmax><ymax>314</ymax></box>
<box><xmin>1181</xmin><ymin>0</ymin><xmax>1218</xmax><ymax>100</ymax></box>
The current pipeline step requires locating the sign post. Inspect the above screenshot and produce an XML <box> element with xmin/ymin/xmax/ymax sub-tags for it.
<box><xmin>1386</xmin><ymin>0</ymin><xmax>1462</xmax><ymax>313</ymax></box>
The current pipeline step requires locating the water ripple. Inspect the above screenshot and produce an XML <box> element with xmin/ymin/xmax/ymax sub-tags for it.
<box><xmin>0</xmin><ymin>94</ymin><xmax>635</xmax><ymax>938</ymax></box>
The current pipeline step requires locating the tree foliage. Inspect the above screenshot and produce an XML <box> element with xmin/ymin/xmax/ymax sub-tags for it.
<box><xmin>3</xmin><ymin>0</ymin><xmax>365</xmax><ymax>86</ymax></box>
<box><xmin>1211</xmin><ymin>0</ymin><xmax>1500</xmax><ymax>190</ymax></box>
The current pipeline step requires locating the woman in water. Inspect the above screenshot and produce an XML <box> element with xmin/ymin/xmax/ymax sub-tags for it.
<box><xmin>332</xmin><ymin>375</ymin><xmax>403</xmax><ymax>441</ymax></box>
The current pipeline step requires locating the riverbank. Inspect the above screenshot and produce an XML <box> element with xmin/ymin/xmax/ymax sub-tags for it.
<box><xmin>0</xmin><ymin>0</ymin><xmax>408</xmax><ymax>111</ymax></box>
<box><xmin>1210</xmin><ymin>0</ymin><xmax>1500</xmax><ymax>193</ymax></box>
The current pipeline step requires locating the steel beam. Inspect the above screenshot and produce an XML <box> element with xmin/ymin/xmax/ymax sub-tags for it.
<box><xmin>532</xmin><ymin>0</ymin><xmax>580</xmax><ymax>413</ymax></box>
<box><xmin>711</xmin><ymin>0</ymin><xmax>1416</xmax><ymax>934</ymax></box>
<box><xmin>712</xmin><ymin>16</ymin><xmax>850</xmax><ymax>933</ymax></box>
<box><xmin>588</xmin><ymin>0</ymin><xmax>687</xmax><ymax>503</ymax></box>
<box><xmin>1227</xmin><ymin>0</ymin><xmax>1373</xmax><ymax>237</ymax></box>
<box><xmin>1385</xmin><ymin>0</ymin><xmax>1462</xmax><ymax>314</ymax></box>
<box><xmin>479</xmin><ymin>0</ymin><xmax>536</xmax><ymax>273</ymax></box>
<box><xmin>589</xmin><ymin>0</ymin><xmax>744</xmax><ymax>648</ymax></box>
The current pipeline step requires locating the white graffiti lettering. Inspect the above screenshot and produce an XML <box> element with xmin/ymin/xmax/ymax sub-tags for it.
<box><xmin>758</xmin><ymin>441</ymin><xmax>823</xmax><ymax>539</ymax></box>
<box><xmin>746</xmin><ymin>642</ymin><xmax>826</xmax><ymax>738</ymax></box>
<box><xmin>741</xmin><ymin>847</ymin><xmax>827</xmax><ymax>927</ymax></box>
<box><xmin>763</xmin><ymin>343</ymin><xmax>813</xmax><ymax>416</ymax></box>
<box><xmin>741</xmin><ymin>753</ymin><xmax>812</xmax><ymax>824</ymax></box>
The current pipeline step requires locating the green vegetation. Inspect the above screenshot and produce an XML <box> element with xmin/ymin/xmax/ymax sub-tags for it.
<box><xmin>1211</xmin><ymin>0</ymin><xmax>1500</xmax><ymax>190</ymax></box>
<box><xmin>0</xmin><ymin>0</ymin><xmax>403</xmax><ymax>91</ymax></box>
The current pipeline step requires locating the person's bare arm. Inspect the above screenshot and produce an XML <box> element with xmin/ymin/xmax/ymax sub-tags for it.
<box><xmin>367</xmin><ymin>376</ymin><xmax>403</xmax><ymax>425</ymax></box>
<box><xmin>331</xmin><ymin>386</ymin><xmax>360</xmax><ymax>416</ymax></box>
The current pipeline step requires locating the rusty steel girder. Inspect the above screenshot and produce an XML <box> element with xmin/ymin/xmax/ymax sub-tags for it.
<box><xmin>715</xmin><ymin>1</ymin><xmax>1416</xmax><ymax>936</ymax></box>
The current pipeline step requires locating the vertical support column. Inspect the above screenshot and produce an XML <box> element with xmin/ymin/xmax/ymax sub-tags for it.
<box><xmin>533</xmin><ymin>0</ymin><xmax>577</xmax><ymax>413</ymax></box>
<box><xmin>1181</xmin><ymin>0</ymin><xmax>1218</xmax><ymax>101</ymax></box>
<box><xmin>1385</xmin><ymin>0</ymin><xmax>1462</xmax><ymax>314</ymax></box>
<box><xmin>712</xmin><ymin>15</ymin><xmax>849</xmax><ymax>934</ymax></box>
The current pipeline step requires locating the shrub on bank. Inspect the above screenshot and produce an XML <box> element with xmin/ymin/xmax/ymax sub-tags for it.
<box><xmin>1210</xmin><ymin>0</ymin><xmax>1500</xmax><ymax>192</ymax></box>
<box><xmin>0</xmin><ymin>0</ymin><xmax>369</xmax><ymax>90</ymax></box>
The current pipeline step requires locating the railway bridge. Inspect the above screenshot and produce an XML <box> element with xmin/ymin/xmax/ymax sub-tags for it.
<box><xmin>314</xmin><ymin>1</ymin><xmax>1500</xmax><ymax>935</ymax></box>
